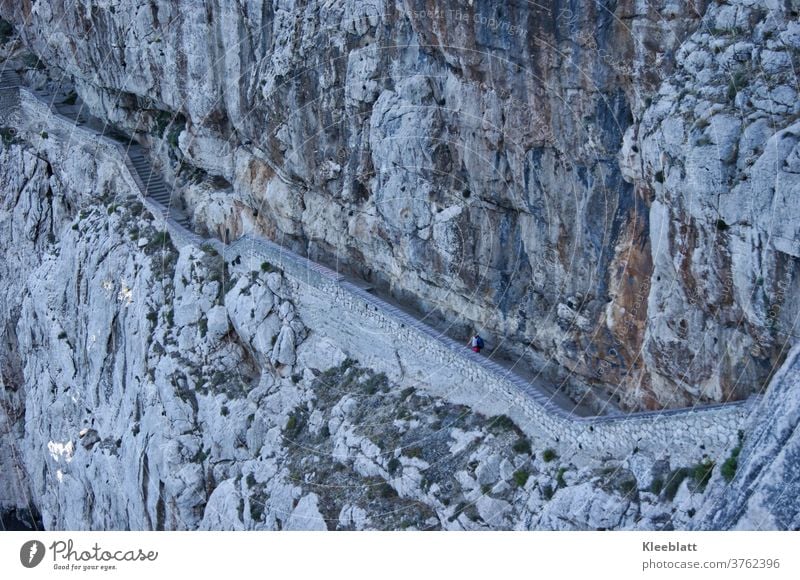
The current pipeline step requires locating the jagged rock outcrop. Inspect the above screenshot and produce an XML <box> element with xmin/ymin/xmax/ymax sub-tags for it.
<box><xmin>693</xmin><ymin>344</ymin><xmax>800</xmax><ymax>531</ymax></box>
<box><xmin>1</xmin><ymin>0</ymin><xmax>799</xmax><ymax>532</ymax></box>
<box><xmin>3</xmin><ymin>128</ymin><xmax>794</xmax><ymax>531</ymax></box>
<box><xmin>2</xmin><ymin>0</ymin><xmax>797</xmax><ymax>409</ymax></box>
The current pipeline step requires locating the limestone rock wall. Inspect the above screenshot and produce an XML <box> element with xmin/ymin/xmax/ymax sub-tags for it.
<box><xmin>1</xmin><ymin>105</ymin><xmax>798</xmax><ymax>530</ymax></box>
<box><xmin>3</xmin><ymin>0</ymin><xmax>797</xmax><ymax>409</ymax></box>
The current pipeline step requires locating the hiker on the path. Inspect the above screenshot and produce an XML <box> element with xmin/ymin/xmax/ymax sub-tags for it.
<box><xmin>467</xmin><ymin>332</ymin><xmax>484</xmax><ymax>353</ymax></box>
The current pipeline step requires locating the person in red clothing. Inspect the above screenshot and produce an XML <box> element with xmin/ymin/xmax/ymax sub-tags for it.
<box><xmin>467</xmin><ymin>333</ymin><xmax>484</xmax><ymax>353</ymax></box>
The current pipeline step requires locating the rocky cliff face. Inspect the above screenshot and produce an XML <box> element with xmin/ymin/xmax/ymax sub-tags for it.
<box><xmin>2</xmin><ymin>0</ymin><xmax>797</xmax><ymax>410</ymax></box>
<box><xmin>1</xmin><ymin>98</ymin><xmax>799</xmax><ymax>531</ymax></box>
<box><xmin>694</xmin><ymin>344</ymin><xmax>800</xmax><ymax>531</ymax></box>
<box><xmin>1</xmin><ymin>0</ymin><xmax>799</xmax><ymax>531</ymax></box>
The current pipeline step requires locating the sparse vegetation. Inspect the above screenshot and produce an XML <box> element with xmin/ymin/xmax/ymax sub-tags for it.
<box><xmin>200</xmin><ymin>242</ymin><xmax>219</xmax><ymax>257</ymax></box>
<box><xmin>691</xmin><ymin>460</ymin><xmax>715</xmax><ymax>492</ymax></box>
<box><xmin>0</xmin><ymin>126</ymin><xmax>16</xmax><ymax>145</ymax></box>
<box><xmin>403</xmin><ymin>446</ymin><xmax>423</xmax><ymax>459</ymax></box>
<box><xmin>387</xmin><ymin>457</ymin><xmax>401</xmax><ymax>476</ymax></box>
<box><xmin>62</xmin><ymin>91</ymin><xmax>78</xmax><ymax>106</ymax></box>
<box><xmin>695</xmin><ymin>116</ymin><xmax>710</xmax><ymax>129</ymax></box>
<box><xmin>556</xmin><ymin>467</ymin><xmax>567</xmax><ymax>488</ymax></box>
<box><xmin>284</xmin><ymin>407</ymin><xmax>304</xmax><ymax>438</ymax></box>
<box><xmin>650</xmin><ymin>477</ymin><xmax>664</xmax><ymax>495</ymax></box>
<box><xmin>261</xmin><ymin>261</ymin><xmax>276</xmax><ymax>273</ymax></box>
<box><xmin>721</xmin><ymin>431</ymin><xmax>744</xmax><ymax>483</ymax></box>
<box><xmin>542</xmin><ymin>448</ymin><xmax>557</xmax><ymax>463</ymax></box>
<box><xmin>22</xmin><ymin>52</ymin><xmax>46</xmax><ymax>70</ymax></box>
<box><xmin>727</xmin><ymin>70</ymin><xmax>748</xmax><ymax>102</ymax></box>
<box><xmin>513</xmin><ymin>468</ymin><xmax>530</xmax><ymax>488</ymax></box>
<box><xmin>144</xmin><ymin>230</ymin><xmax>172</xmax><ymax>254</ymax></box>
<box><xmin>489</xmin><ymin>414</ymin><xmax>520</xmax><ymax>434</ymax></box>
<box><xmin>619</xmin><ymin>476</ymin><xmax>638</xmax><ymax>496</ymax></box>
<box><xmin>512</xmin><ymin>437</ymin><xmax>532</xmax><ymax>455</ymax></box>
<box><xmin>0</xmin><ymin>18</ymin><xmax>13</xmax><ymax>45</ymax></box>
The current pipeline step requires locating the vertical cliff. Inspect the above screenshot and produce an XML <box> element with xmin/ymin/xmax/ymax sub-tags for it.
<box><xmin>1</xmin><ymin>0</ymin><xmax>797</xmax><ymax>409</ymax></box>
<box><xmin>0</xmin><ymin>74</ymin><xmax>797</xmax><ymax>532</ymax></box>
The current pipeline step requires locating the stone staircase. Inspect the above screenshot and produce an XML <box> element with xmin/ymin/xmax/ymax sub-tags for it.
<box><xmin>3</xmin><ymin>68</ymin><xmax>191</xmax><ymax>229</ymax></box>
<box><xmin>0</xmin><ymin>68</ymin><xmax>20</xmax><ymax>89</ymax></box>
<box><xmin>126</xmin><ymin>144</ymin><xmax>192</xmax><ymax>228</ymax></box>
<box><xmin>2</xmin><ymin>66</ymin><xmax>759</xmax><ymax>434</ymax></box>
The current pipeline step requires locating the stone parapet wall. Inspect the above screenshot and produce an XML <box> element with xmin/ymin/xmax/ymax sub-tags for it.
<box><xmin>5</xmin><ymin>81</ymin><xmax>754</xmax><ymax>466</ymax></box>
<box><xmin>227</xmin><ymin>235</ymin><xmax>755</xmax><ymax>464</ymax></box>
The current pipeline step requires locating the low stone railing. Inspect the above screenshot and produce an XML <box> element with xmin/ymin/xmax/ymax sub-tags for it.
<box><xmin>225</xmin><ymin>235</ymin><xmax>755</xmax><ymax>463</ymax></box>
<box><xmin>1</xmin><ymin>77</ymin><xmax>757</xmax><ymax>464</ymax></box>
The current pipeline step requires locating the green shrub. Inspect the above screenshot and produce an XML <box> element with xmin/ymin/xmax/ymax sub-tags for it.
<box><xmin>387</xmin><ymin>457</ymin><xmax>401</xmax><ymax>476</ymax></box>
<box><xmin>489</xmin><ymin>414</ymin><xmax>520</xmax><ymax>433</ymax></box>
<box><xmin>40</xmin><ymin>131</ymin><xmax>49</xmax><ymax>140</ymax></box>
<box><xmin>691</xmin><ymin>460</ymin><xmax>715</xmax><ymax>492</ymax></box>
<box><xmin>0</xmin><ymin>18</ymin><xmax>13</xmax><ymax>45</ymax></box>
<box><xmin>650</xmin><ymin>477</ymin><xmax>664</xmax><ymax>495</ymax></box>
<box><xmin>145</xmin><ymin>230</ymin><xmax>172</xmax><ymax>254</ymax></box>
<box><xmin>62</xmin><ymin>91</ymin><xmax>78</xmax><ymax>106</ymax></box>
<box><xmin>379</xmin><ymin>482</ymin><xmax>397</xmax><ymax>499</ymax></box>
<box><xmin>512</xmin><ymin>437</ymin><xmax>532</xmax><ymax>455</ymax></box>
<box><xmin>542</xmin><ymin>448</ymin><xmax>557</xmax><ymax>463</ymax></box>
<box><xmin>22</xmin><ymin>52</ymin><xmax>45</xmax><ymax>70</ymax></box>
<box><xmin>541</xmin><ymin>483</ymin><xmax>554</xmax><ymax>500</ymax></box>
<box><xmin>200</xmin><ymin>242</ymin><xmax>219</xmax><ymax>257</ymax></box>
<box><xmin>403</xmin><ymin>446</ymin><xmax>423</xmax><ymax>459</ymax></box>
<box><xmin>721</xmin><ymin>432</ymin><xmax>744</xmax><ymax>483</ymax></box>
<box><xmin>619</xmin><ymin>477</ymin><xmax>638</xmax><ymax>496</ymax></box>
<box><xmin>556</xmin><ymin>467</ymin><xmax>567</xmax><ymax>489</ymax></box>
<box><xmin>0</xmin><ymin>126</ymin><xmax>16</xmax><ymax>145</ymax></box>
<box><xmin>260</xmin><ymin>261</ymin><xmax>275</xmax><ymax>273</ymax></box>
<box><xmin>513</xmin><ymin>469</ymin><xmax>530</xmax><ymax>488</ymax></box>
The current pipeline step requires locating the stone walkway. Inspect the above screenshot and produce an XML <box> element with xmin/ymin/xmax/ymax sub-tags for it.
<box><xmin>1</xmin><ymin>68</ymin><xmax>755</xmax><ymax>424</ymax></box>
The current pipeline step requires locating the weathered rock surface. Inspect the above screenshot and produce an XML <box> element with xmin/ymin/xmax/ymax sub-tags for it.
<box><xmin>1</xmin><ymin>1</ymin><xmax>800</xmax><ymax>532</ymax></box>
<box><xmin>2</xmin><ymin>0</ymin><xmax>797</xmax><ymax>409</ymax></box>
<box><xmin>694</xmin><ymin>344</ymin><xmax>800</xmax><ymax>531</ymax></box>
